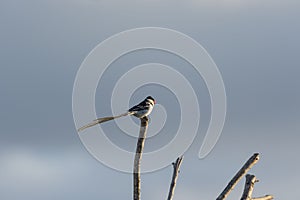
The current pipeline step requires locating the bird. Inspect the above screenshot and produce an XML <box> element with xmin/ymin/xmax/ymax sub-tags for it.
<box><xmin>77</xmin><ymin>96</ymin><xmax>156</xmax><ymax>132</ymax></box>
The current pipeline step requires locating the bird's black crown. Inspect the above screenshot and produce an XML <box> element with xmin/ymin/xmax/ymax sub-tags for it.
<box><xmin>146</xmin><ymin>96</ymin><xmax>155</xmax><ymax>102</ymax></box>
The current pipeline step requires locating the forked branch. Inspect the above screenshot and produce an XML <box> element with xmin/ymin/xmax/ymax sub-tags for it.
<box><xmin>241</xmin><ymin>174</ymin><xmax>257</xmax><ymax>200</ymax></box>
<box><xmin>167</xmin><ymin>156</ymin><xmax>184</xmax><ymax>200</ymax></box>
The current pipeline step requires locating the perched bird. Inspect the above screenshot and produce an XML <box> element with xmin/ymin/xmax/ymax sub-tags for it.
<box><xmin>78</xmin><ymin>96</ymin><xmax>155</xmax><ymax>132</ymax></box>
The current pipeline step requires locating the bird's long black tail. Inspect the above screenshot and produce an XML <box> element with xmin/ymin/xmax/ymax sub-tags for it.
<box><xmin>77</xmin><ymin>112</ymin><xmax>134</xmax><ymax>132</ymax></box>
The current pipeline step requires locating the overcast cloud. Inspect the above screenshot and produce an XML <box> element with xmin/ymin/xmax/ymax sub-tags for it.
<box><xmin>1</xmin><ymin>0</ymin><xmax>300</xmax><ymax>199</ymax></box>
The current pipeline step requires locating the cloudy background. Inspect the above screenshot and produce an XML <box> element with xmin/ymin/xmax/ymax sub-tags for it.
<box><xmin>1</xmin><ymin>0</ymin><xmax>299</xmax><ymax>199</ymax></box>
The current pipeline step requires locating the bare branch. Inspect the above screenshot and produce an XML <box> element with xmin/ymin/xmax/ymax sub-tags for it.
<box><xmin>216</xmin><ymin>153</ymin><xmax>260</xmax><ymax>200</ymax></box>
<box><xmin>252</xmin><ymin>195</ymin><xmax>274</xmax><ymax>200</ymax></box>
<box><xmin>133</xmin><ymin>117</ymin><xmax>149</xmax><ymax>200</ymax></box>
<box><xmin>240</xmin><ymin>174</ymin><xmax>257</xmax><ymax>200</ymax></box>
<box><xmin>167</xmin><ymin>156</ymin><xmax>184</xmax><ymax>200</ymax></box>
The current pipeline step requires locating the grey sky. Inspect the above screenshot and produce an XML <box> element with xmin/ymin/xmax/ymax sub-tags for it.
<box><xmin>1</xmin><ymin>0</ymin><xmax>300</xmax><ymax>199</ymax></box>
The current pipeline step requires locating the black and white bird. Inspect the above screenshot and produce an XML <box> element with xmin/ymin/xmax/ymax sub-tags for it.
<box><xmin>78</xmin><ymin>96</ymin><xmax>155</xmax><ymax>132</ymax></box>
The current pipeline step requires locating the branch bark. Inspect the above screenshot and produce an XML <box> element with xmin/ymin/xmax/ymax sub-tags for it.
<box><xmin>252</xmin><ymin>195</ymin><xmax>274</xmax><ymax>200</ymax></box>
<box><xmin>216</xmin><ymin>153</ymin><xmax>260</xmax><ymax>200</ymax></box>
<box><xmin>167</xmin><ymin>156</ymin><xmax>184</xmax><ymax>200</ymax></box>
<box><xmin>240</xmin><ymin>174</ymin><xmax>257</xmax><ymax>200</ymax></box>
<box><xmin>133</xmin><ymin>117</ymin><xmax>149</xmax><ymax>200</ymax></box>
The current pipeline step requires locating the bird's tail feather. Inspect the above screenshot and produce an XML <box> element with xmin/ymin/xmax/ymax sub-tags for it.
<box><xmin>77</xmin><ymin>112</ymin><xmax>133</xmax><ymax>132</ymax></box>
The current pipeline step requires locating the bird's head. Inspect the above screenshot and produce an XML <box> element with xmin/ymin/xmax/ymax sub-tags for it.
<box><xmin>146</xmin><ymin>96</ymin><xmax>156</xmax><ymax>105</ymax></box>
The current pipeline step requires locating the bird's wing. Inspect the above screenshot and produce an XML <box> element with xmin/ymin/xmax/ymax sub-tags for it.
<box><xmin>128</xmin><ymin>101</ymin><xmax>148</xmax><ymax>112</ymax></box>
